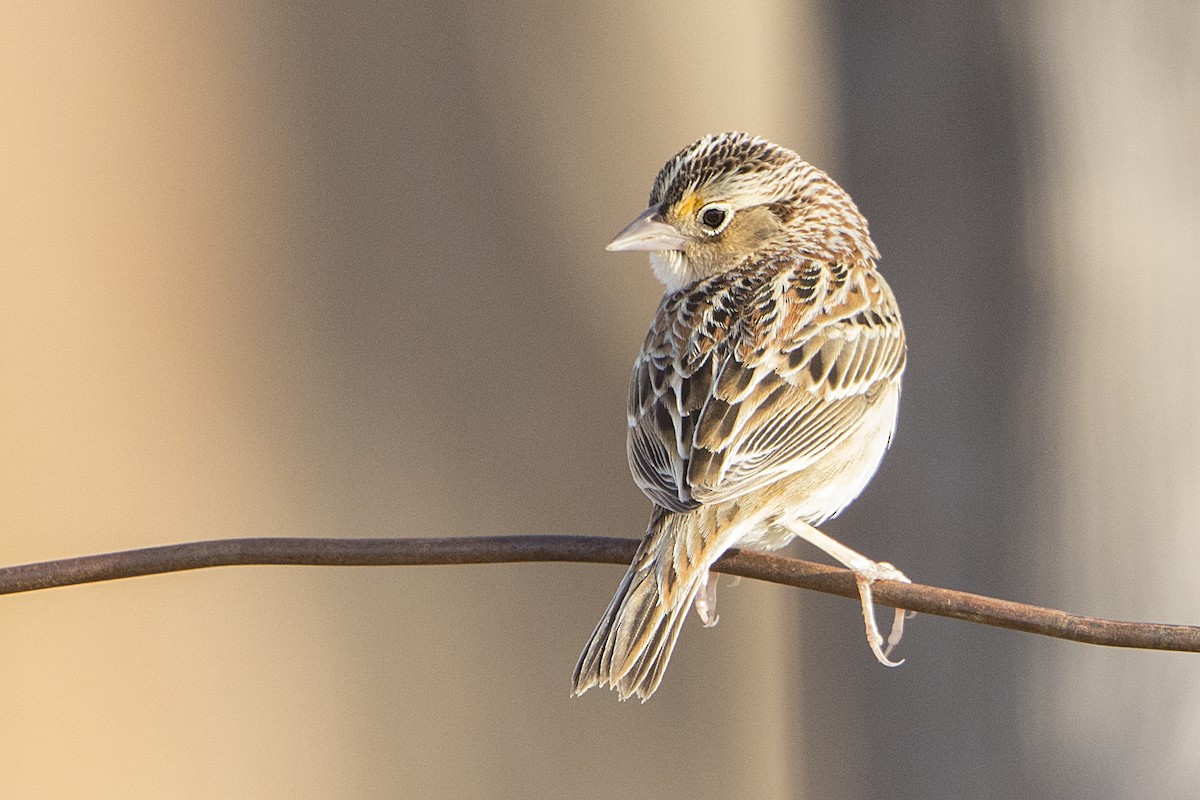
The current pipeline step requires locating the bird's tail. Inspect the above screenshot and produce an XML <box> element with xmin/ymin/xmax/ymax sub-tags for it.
<box><xmin>572</xmin><ymin>506</ymin><xmax>716</xmax><ymax>702</ymax></box>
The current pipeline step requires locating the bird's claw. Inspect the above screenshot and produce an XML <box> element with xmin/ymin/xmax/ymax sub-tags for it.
<box><xmin>694</xmin><ymin>570</ymin><xmax>720</xmax><ymax>627</ymax></box>
<box><xmin>854</xmin><ymin>562</ymin><xmax>910</xmax><ymax>667</ymax></box>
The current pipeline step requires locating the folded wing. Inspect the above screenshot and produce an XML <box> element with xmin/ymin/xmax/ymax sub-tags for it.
<box><xmin>627</xmin><ymin>255</ymin><xmax>906</xmax><ymax>510</ymax></box>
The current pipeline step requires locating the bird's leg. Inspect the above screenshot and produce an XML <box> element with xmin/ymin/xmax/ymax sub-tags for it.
<box><xmin>693</xmin><ymin>569</ymin><xmax>720</xmax><ymax>627</ymax></box>
<box><xmin>790</xmin><ymin>521</ymin><xmax>910</xmax><ymax>666</ymax></box>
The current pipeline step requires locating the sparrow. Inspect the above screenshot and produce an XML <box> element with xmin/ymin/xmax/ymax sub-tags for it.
<box><xmin>573</xmin><ymin>132</ymin><xmax>909</xmax><ymax>702</ymax></box>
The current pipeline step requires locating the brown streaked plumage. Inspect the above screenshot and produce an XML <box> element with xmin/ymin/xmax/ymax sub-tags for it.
<box><xmin>573</xmin><ymin>133</ymin><xmax>911</xmax><ymax>702</ymax></box>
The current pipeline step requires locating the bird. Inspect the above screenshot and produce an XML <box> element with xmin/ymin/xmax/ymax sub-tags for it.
<box><xmin>572</xmin><ymin>132</ymin><xmax>910</xmax><ymax>702</ymax></box>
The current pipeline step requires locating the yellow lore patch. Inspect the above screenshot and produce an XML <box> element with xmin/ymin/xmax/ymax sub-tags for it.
<box><xmin>673</xmin><ymin>191</ymin><xmax>704</xmax><ymax>220</ymax></box>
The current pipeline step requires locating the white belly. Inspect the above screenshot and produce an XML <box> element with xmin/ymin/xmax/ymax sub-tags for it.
<box><xmin>717</xmin><ymin>384</ymin><xmax>901</xmax><ymax>551</ymax></box>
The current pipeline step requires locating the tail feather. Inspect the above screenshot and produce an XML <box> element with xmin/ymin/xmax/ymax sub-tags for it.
<box><xmin>572</xmin><ymin>508</ymin><xmax>715</xmax><ymax>702</ymax></box>
<box><xmin>619</xmin><ymin>584</ymin><xmax>695</xmax><ymax>699</ymax></box>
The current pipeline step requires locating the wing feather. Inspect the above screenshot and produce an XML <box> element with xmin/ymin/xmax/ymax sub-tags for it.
<box><xmin>626</xmin><ymin>254</ymin><xmax>905</xmax><ymax>511</ymax></box>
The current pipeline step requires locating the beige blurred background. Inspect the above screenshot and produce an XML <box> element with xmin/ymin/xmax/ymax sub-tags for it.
<box><xmin>1</xmin><ymin>2</ymin><xmax>1197</xmax><ymax>798</ymax></box>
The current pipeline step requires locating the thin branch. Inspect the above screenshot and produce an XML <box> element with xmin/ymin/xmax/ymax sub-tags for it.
<box><xmin>1</xmin><ymin>535</ymin><xmax>1197</xmax><ymax>653</ymax></box>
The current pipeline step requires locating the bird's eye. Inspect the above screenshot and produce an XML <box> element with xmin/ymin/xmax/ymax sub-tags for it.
<box><xmin>699</xmin><ymin>204</ymin><xmax>731</xmax><ymax>233</ymax></box>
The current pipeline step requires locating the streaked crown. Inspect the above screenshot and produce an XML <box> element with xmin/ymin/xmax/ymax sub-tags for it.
<box><xmin>649</xmin><ymin>132</ymin><xmax>808</xmax><ymax>210</ymax></box>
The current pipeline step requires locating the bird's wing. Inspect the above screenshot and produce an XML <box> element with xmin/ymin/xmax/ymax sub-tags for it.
<box><xmin>688</xmin><ymin>259</ymin><xmax>906</xmax><ymax>503</ymax></box>
<box><xmin>626</xmin><ymin>266</ymin><xmax>758</xmax><ymax>511</ymax></box>
<box><xmin>627</xmin><ymin>257</ymin><xmax>905</xmax><ymax>511</ymax></box>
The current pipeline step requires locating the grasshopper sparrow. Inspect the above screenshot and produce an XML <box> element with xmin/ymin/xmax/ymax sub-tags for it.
<box><xmin>573</xmin><ymin>132</ymin><xmax>909</xmax><ymax>701</ymax></box>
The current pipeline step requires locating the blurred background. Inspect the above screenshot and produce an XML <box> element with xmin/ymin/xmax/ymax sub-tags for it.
<box><xmin>2</xmin><ymin>2</ymin><xmax>1198</xmax><ymax>797</ymax></box>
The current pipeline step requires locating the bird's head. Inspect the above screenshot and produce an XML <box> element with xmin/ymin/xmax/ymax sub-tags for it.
<box><xmin>607</xmin><ymin>132</ymin><xmax>878</xmax><ymax>292</ymax></box>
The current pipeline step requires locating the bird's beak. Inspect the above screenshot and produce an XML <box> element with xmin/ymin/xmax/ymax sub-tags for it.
<box><xmin>606</xmin><ymin>206</ymin><xmax>687</xmax><ymax>252</ymax></box>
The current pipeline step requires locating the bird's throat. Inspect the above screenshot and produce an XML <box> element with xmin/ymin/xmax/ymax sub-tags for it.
<box><xmin>649</xmin><ymin>250</ymin><xmax>694</xmax><ymax>294</ymax></box>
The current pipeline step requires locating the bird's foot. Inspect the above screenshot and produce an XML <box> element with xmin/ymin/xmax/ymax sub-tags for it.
<box><xmin>694</xmin><ymin>570</ymin><xmax>720</xmax><ymax>627</ymax></box>
<box><xmin>853</xmin><ymin>561</ymin><xmax>910</xmax><ymax>667</ymax></box>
